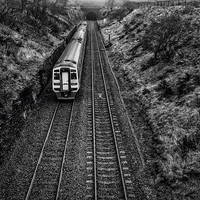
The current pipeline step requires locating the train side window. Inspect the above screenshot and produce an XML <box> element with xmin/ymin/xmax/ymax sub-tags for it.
<box><xmin>78</xmin><ymin>38</ymin><xmax>82</xmax><ymax>43</ymax></box>
<box><xmin>71</xmin><ymin>73</ymin><xmax>77</xmax><ymax>80</ymax></box>
<box><xmin>54</xmin><ymin>73</ymin><xmax>60</xmax><ymax>80</ymax></box>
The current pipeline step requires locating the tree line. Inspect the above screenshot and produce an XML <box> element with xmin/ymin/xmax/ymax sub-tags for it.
<box><xmin>0</xmin><ymin>0</ymin><xmax>71</xmax><ymax>22</ymax></box>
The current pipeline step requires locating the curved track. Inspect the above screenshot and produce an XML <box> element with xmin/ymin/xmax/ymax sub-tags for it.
<box><xmin>25</xmin><ymin>101</ymin><xmax>74</xmax><ymax>200</ymax></box>
<box><xmin>86</xmin><ymin>21</ymin><xmax>137</xmax><ymax>200</ymax></box>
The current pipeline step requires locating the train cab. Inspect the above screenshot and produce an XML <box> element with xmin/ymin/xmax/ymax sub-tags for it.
<box><xmin>52</xmin><ymin>61</ymin><xmax>79</xmax><ymax>99</ymax></box>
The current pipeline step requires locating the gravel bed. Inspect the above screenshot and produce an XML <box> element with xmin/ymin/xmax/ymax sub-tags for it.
<box><xmin>0</xmin><ymin>87</ymin><xmax>58</xmax><ymax>199</ymax></box>
<box><xmin>58</xmin><ymin>95</ymin><xmax>88</xmax><ymax>199</ymax></box>
<box><xmin>27</xmin><ymin>101</ymin><xmax>73</xmax><ymax>199</ymax></box>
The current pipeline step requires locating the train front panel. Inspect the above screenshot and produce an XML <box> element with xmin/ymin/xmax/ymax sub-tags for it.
<box><xmin>52</xmin><ymin>65</ymin><xmax>79</xmax><ymax>100</ymax></box>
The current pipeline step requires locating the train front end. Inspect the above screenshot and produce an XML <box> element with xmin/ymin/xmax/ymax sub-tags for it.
<box><xmin>52</xmin><ymin>62</ymin><xmax>79</xmax><ymax>100</ymax></box>
<box><xmin>52</xmin><ymin>21</ymin><xmax>87</xmax><ymax>100</ymax></box>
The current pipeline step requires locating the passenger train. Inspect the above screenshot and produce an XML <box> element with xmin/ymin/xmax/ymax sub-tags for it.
<box><xmin>52</xmin><ymin>21</ymin><xmax>87</xmax><ymax>100</ymax></box>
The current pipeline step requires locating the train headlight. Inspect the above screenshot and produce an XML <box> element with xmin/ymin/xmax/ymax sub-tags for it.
<box><xmin>64</xmin><ymin>92</ymin><xmax>68</xmax><ymax>97</ymax></box>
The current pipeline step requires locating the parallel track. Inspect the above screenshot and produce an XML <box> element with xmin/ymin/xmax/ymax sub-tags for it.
<box><xmin>25</xmin><ymin>101</ymin><xmax>74</xmax><ymax>200</ymax></box>
<box><xmin>86</xmin><ymin>21</ymin><xmax>136</xmax><ymax>200</ymax></box>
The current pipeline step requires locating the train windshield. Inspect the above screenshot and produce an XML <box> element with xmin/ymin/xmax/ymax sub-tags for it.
<box><xmin>71</xmin><ymin>73</ymin><xmax>77</xmax><ymax>80</ymax></box>
<box><xmin>54</xmin><ymin>73</ymin><xmax>60</xmax><ymax>80</ymax></box>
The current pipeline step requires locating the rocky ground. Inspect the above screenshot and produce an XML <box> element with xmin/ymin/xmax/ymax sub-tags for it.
<box><xmin>101</xmin><ymin>5</ymin><xmax>200</xmax><ymax>199</ymax></box>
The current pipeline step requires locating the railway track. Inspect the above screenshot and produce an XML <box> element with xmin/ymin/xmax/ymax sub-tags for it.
<box><xmin>86</xmin><ymin>21</ymin><xmax>137</xmax><ymax>200</ymax></box>
<box><xmin>25</xmin><ymin>101</ymin><xmax>74</xmax><ymax>200</ymax></box>
<box><xmin>0</xmin><ymin>20</ymin><xmax>148</xmax><ymax>200</ymax></box>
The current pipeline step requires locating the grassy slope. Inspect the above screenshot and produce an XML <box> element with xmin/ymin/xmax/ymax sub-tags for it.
<box><xmin>0</xmin><ymin>6</ymin><xmax>82</xmax><ymax>166</ymax></box>
<box><xmin>102</xmin><ymin>6</ymin><xmax>200</xmax><ymax>199</ymax></box>
<box><xmin>0</xmin><ymin>7</ymin><xmax>81</xmax><ymax>127</ymax></box>
<box><xmin>0</xmin><ymin>24</ymin><xmax>53</xmax><ymax>118</ymax></box>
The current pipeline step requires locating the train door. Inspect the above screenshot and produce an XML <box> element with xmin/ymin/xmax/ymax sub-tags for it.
<box><xmin>60</xmin><ymin>68</ymin><xmax>71</xmax><ymax>92</ymax></box>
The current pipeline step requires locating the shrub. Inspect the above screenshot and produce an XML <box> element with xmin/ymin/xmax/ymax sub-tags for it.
<box><xmin>119</xmin><ymin>34</ymin><xmax>125</xmax><ymax>40</ymax></box>
<box><xmin>130</xmin><ymin>19</ymin><xmax>136</xmax><ymax>25</ymax></box>
<box><xmin>122</xmin><ymin>1</ymin><xmax>137</xmax><ymax>13</ymax></box>
<box><xmin>159</xmin><ymin>80</ymin><xmax>174</xmax><ymax>97</ymax></box>
<box><xmin>50</xmin><ymin>21</ymin><xmax>62</xmax><ymax>34</ymax></box>
<box><xmin>177</xmin><ymin>134</ymin><xmax>199</xmax><ymax>159</ymax></box>
<box><xmin>141</xmin><ymin>55</ymin><xmax>158</xmax><ymax>71</ymax></box>
<box><xmin>182</xmin><ymin>5</ymin><xmax>194</xmax><ymax>14</ymax></box>
<box><xmin>141</xmin><ymin>13</ymin><xmax>190</xmax><ymax>61</ymax></box>
<box><xmin>132</xmin><ymin>21</ymin><xmax>143</xmax><ymax>31</ymax></box>
<box><xmin>123</xmin><ymin>23</ymin><xmax>130</xmax><ymax>32</ymax></box>
<box><xmin>193</xmin><ymin>74</ymin><xmax>200</xmax><ymax>85</ymax></box>
<box><xmin>109</xmin><ymin>8</ymin><xmax>126</xmax><ymax>22</ymax></box>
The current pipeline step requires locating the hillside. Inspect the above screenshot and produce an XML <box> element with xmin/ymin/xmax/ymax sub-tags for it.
<box><xmin>101</xmin><ymin>5</ymin><xmax>200</xmax><ymax>199</ymax></box>
<box><xmin>0</xmin><ymin>1</ymin><xmax>82</xmax><ymax>165</ymax></box>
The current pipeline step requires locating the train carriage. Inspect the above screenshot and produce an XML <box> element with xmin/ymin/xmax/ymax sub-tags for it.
<box><xmin>52</xmin><ymin>21</ymin><xmax>87</xmax><ymax>100</ymax></box>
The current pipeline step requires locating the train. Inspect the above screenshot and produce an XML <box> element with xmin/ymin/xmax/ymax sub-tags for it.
<box><xmin>52</xmin><ymin>21</ymin><xmax>87</xmax><ymax>100</ymax></box>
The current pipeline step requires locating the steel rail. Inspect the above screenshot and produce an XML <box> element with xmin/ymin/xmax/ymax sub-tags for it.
<box><xmin>25</xmin><ymin>102</ymin><xmax>60</xmax><ymax>200</ymax></box>
<box><xmin>91</xmin><ymin>21</ymin><xmax>98</xmax><ymax>200</ymax></box>
<box><xmin>93</xmin><ymin>22</ymin><xmax>128</xmax><ymax>200</ymax></box>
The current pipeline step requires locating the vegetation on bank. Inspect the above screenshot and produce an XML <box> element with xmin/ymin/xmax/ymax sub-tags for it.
<box><xmin>0</xmin><ymin>0</ymin><xmax>82</xmax><ymax>164</ymax></box>
<box><xmin>102</xmin><ymin>3</ymin><xmax>200</xmax><ymax>199</ymax></box>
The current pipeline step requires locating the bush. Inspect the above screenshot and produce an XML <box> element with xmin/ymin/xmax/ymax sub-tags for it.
<box><xmin>141</xmin><ymin>55</ymin><xmax>158</xmax><ymax>71</ymax></box>
<box><xmin>182</xmin><ymin>5</ymin><xmax>194</xmax><ymax>14</ymax></box>
<box><xmin>141</xmin><ymin>13</ymin><xmax>190</xmax><ymax>61</ymax></box>
<box><xmin>50</xmin><ymin>22</ymin><xmax>61</xmax><ymax>34</ymax></box>
<box><xmin>119</xmin><ymin>34</ymin><xmax>125</xmax><ymax>40</ymax></box>
<box><xmin>122</xmin><ymin>1</ymin><xmax>137</xmax><ymax>13</ymax></box>
<box><xmin>109</xmin><ymin>8</ymin><xmax>126</xmax><ymax>22</ymax></box>
<box><xmin>123</xmin><ymin>23</ymin><xmax>130</xmax><ymax>32</ymax></box>
<box><xmin>159</xmin><ymin>79</ymin><xmax>174</xmax><ymax>97</ymax></box>
<box><xmin>131</xmin><ymin>21</ymin><xmax>143</xmax><ymax>32</ymax></box>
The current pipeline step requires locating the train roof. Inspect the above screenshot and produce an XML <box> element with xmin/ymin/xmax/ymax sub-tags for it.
<box><xmin>72</xmin><ymin>30</ymin><xmax>85</xmax><ymax>40</ymax></box>
<box><xmin>54</xmin><ymin>40</ymin><xmax>82</xmax><ymax>68</ymax></box>
<box><xmin>53</xmin><ymin>21</ymin><xmax>87</xmax><ymax>69</ymax></box>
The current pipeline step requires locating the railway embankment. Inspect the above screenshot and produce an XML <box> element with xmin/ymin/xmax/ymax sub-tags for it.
<box><xmin>0</xmin><ymin>42</ymin><xmax>65</xmax><ymax>159</ymax></box>
<box><xmin>0</xmin><ymin>5</ymin><xmax>82</xmax><ymax>167</ymax></box>
<box><xmin>101</xmin><ymin>5</ymin><xmax>200</xmax><ymax>199</ymax></box>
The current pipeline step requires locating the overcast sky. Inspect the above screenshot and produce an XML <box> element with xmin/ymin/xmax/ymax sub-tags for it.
<box><xmin>76</xmin><ymin>0</ymin><xmax>125</xmax><ymax>5</ymax></box>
